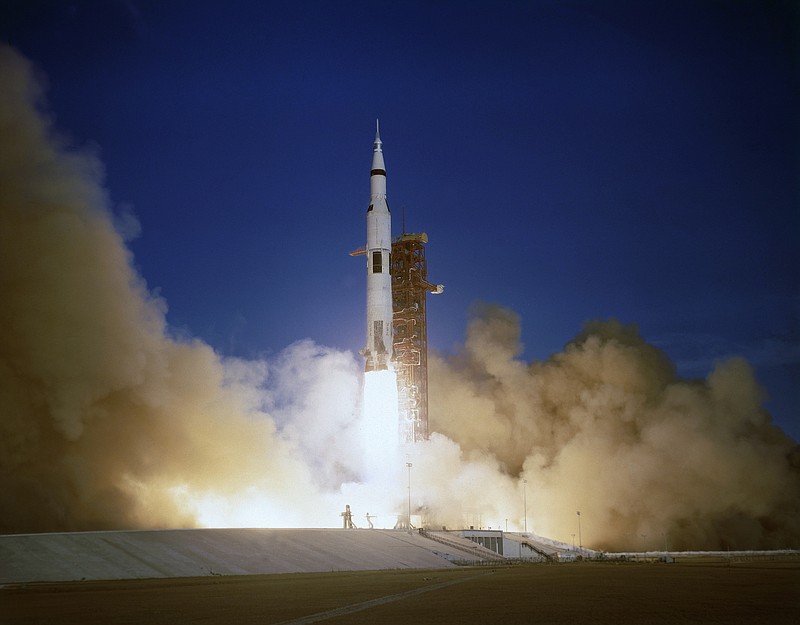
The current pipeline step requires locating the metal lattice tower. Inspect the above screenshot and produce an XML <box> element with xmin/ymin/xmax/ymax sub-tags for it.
<box><xmin>391</xmin><ymin>232</ymin><xmax>443</xmax><ymax>443</ymax></box>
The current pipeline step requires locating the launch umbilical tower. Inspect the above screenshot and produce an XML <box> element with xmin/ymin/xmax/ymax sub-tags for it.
<box><xmin>391</xmin><ymin>231</ymin><xmax>443</xmax><ymax>442</ymax></box>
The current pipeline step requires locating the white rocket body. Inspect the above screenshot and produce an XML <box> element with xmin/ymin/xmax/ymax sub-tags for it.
<box><xmin>363</xmin><ymin>124</ymin><xmax>393</xmax><ymax>372</ymax></box>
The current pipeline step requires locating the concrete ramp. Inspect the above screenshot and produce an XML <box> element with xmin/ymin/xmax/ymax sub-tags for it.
<box><xmin>0</xmin><ymin>528</ymin><xmax>486</xmax><ymax>584</ymax></box>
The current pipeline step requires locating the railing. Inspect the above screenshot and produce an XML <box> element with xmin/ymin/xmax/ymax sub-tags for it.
<box><xmin>419</xmin><ymin>530</ymin><xmax>507</xmax><ymax>562</ymax></box>
<box><xmin>520</xmin><ymin>541</ymin><xmax>557</xmax><ymax>563</ymax></box>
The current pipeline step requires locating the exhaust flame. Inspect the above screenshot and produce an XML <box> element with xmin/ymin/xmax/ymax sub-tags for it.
<box><xmin>361</xmin><ymin>369</ymin><xmax>401</xmax><ymax>482</ymax></box>
<box><xmin>1</xmin><ymin>46</ymin><xmax>798</xmax><ymax>549</ymax></box>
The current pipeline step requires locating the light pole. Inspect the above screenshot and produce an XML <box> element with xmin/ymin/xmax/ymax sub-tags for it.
<box><xmin>523</xmin><ymin>479</ymin><xmax>528</xmax><ymax>533</ymax></box>
<box><xmin>406</xmin><ymin>462</ymin><xmax>412</xmax><ymax>533</ymax></box>
<box><xmin>576</xmin><ymin>511</ymin><xmax>582</xmax><ymax>552</ymax></box>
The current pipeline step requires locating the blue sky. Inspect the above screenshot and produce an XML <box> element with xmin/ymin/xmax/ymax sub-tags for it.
<box><xmin>2</xmin><ymin>0</ymin><xmax>797</xmax><ymax>439</ymax></box>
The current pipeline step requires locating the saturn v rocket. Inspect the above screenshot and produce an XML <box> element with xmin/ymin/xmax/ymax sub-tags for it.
<box><xmin>362</xmin><ymin>121</ymin><xmax>393</xmax><ymax>372</ymax></box>
<box><xmin>350</xmin><ymin>122</ymin><xmax>443</xmax><ymax>441</ymax></box>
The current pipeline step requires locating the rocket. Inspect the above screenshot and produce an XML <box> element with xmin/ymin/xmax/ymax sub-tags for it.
<box><xmin>362</xmin><ymin>121</ymin><xmax>393</xmax><ymax>372</ymax></box>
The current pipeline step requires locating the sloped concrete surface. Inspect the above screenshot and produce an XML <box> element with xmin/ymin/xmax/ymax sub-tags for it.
<box><xmin>0</xmin><ymin>528</ymin><xmax>483</xmax><ymax>583</ymax></box>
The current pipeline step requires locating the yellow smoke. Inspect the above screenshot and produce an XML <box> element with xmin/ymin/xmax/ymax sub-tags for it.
<box><xmin>427</xmin><ymin>306</ymin><xmax>800</xmax><ymax>550</ymax></box>
<box><xmin>0</xmin><ymin>46</ymin><xmax>324</xmax><ymax>531</ymax></box>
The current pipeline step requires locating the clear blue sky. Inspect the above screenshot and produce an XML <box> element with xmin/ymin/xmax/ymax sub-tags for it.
<box><xmin>2</xmin><ymin>0</ymin><xmax>797</xmax><ymax>439</ymax></box>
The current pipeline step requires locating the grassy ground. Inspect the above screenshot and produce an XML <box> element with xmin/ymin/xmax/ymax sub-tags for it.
<box><xmin>2</xmin><ymin>559</ymin><xmax>797</xmax><ymax>624</ymax></box>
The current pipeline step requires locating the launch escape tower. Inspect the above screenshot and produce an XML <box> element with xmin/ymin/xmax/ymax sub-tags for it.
<box><xmin>391</xmin><ymin>231</ymin><xmax>443</xmax><ymax>442</ymax></box>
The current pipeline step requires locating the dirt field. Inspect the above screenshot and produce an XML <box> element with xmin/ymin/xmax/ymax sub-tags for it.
<box><xmin>2</xmin><ymin>559</ymin><xmax>798</xmax><ymax>624</ymax></box>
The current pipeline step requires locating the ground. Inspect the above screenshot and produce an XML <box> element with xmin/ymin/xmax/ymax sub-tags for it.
<box><xmin>2</xmin><ymin>558</ymin><xmax>797</xmax><ymax>624</ymax></box>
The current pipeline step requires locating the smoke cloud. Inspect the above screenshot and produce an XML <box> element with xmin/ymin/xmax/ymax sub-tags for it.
<box><xmin>1</xmin><ymin>46</ymin><xmax>797</xmax><ymax>550</ymax></box>
<box><xmin>0</xmin><ymin>46</ymin><xmax>329</xmax><ymax>532</ymax></box>
<box><xmin>427</xmin><ymin>306</ymin><xmax>800</xmax><ymax>550</ymax></box>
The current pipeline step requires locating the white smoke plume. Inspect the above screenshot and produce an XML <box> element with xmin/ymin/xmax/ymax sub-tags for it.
<box><xmin>1</xmin><ymin>46</ymin><xmax>797</xmax><ymax>550</ymax></box>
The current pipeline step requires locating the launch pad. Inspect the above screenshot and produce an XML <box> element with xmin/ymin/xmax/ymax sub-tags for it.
<box><xmin>0</xmin><ymin>528</ymin><xmax>495</xmax><ymax>584</ymax></box>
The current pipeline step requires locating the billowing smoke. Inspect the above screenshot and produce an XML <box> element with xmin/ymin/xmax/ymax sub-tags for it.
<box><xmin>427</xmin><ymin>305</ymin><xmax>800</xmax><ymax>550</ymax></box>
<box><xmin>0</xmin><ymin>46</ymin><xmax>335</xmax><ymax>532</ymax></box>
<box><xmin>2</xmin><ymin>46</ymin><xmax>798</xmax><ymax>550</ymax></box>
